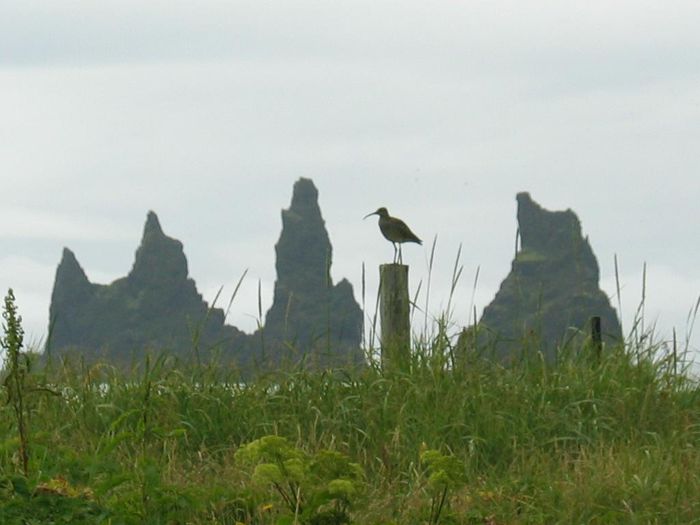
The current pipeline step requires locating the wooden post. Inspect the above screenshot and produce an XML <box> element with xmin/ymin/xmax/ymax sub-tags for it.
<box><xmin>591</xmin><ymin>315</ymin><xmax>602</xmax><ymax>361</ymax></box>
<box><xmin>379</xmin><ymin>263</ymin><xmax>410</xmax><ymax>371</ymax></box>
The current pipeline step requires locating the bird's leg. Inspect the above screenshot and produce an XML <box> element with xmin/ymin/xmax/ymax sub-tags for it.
<box><xmin>398</xmin><ymin>244</ymin><xmax>403</xmax><ymax>265</ymax></box>
<box><xmin>392</xmin><ymin>242</ymin><xmax>398</xmax><ymax>264</ymax></box>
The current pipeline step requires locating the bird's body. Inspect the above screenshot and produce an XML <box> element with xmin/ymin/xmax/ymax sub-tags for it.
<box><xmin>364</xmin><ymin>207</ymin><xmax>422</xmax><ymax>263</ymax></box>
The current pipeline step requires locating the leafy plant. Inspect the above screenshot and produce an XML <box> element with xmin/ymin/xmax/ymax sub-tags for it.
<box><xmin>1</xmin><ymin>304</ymin><xmax>699</xmax><ymax>523</ymax></box>
<box><xmin>2</xmin><ymin>289</ymin><xmax>29</xmax><ymax>476</ymax></box>
<box><xmin>420</xmin><ymin>447</ymin><xmax>465</xmax><ymax>524</ymax></box>
<box><xmin>0</xmin><ymin>474</ymin><xmax>111</xmax><ymax>524</ymax></box>
<box><xmin>235</xmin><ymin>436</ymin><xmax>364</xmax><ymax>524</ymax></box>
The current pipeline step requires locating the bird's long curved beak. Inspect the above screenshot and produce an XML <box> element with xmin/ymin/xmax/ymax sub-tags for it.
<box><xmin>363</xmin><ymin>211</ymin><xmax>377</xmax><ymax>220</ymax></box>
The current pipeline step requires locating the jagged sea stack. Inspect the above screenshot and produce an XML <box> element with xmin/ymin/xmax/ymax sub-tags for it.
<box><xmin>49</xmin><ymin>211</ymin><xmax>246</xmax><ymax>363</ymax></box>
<box><xmin>262</xmin><ymin>178</ymin><xmax>363</xmax><ymax>365</ymax></box>
<box><xmin>49</xmin><ymin>247</ymin><xmax>99</xmax><ymax>350</ymax></box>
<box><xmin>474</xmin><ymin>193</ymin><xmax>622</xmax><ymax>361</ymax></box>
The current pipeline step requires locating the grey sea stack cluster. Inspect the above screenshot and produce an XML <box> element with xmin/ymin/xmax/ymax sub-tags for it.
<box><xmin>49</xmin><ymin>178</ymin><xmax>363</xmax><ymax>368</ymax></box>
<box><xmin>49</xmin><ymin>181</ymin><xmax>621</xmax><ymax>367</ymax></box>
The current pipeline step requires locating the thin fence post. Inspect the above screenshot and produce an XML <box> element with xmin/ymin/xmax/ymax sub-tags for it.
<box><xmin>591</xmin><ymin>315</ymin><xmax>602</xmax><ymax>361</ymax></box>
<box><xmin>379</xmin><ymin>264</ymin><xmax>410</xmax><ymax>371</ymax></box>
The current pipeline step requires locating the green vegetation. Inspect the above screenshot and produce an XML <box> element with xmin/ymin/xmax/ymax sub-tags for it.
<box><xmin>2</xmin><ymin>288</ymin><xmax>700</xmax><ymax>523</ymax></box>
<box><xmin>2</xmin><ymin>289</ymin><xmax>29</xmax><ymax>477</ymax></box>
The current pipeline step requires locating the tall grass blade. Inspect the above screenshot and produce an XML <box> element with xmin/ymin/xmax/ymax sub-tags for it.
<box><xmin>614</xmin><ymin>253</ymin><xmax>624</xmax><ymax>333</ymax></box>
<box><xmin>224</xmin><ymin>268</ymin><xmax>249</xmax><ymax>321</ymax></box>
<box><xmin>445</xmin><ymin>243</ymin><xmax>463</xmax><ymax>324</ymax></box>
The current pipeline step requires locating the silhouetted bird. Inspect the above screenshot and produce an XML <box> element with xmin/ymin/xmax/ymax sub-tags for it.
<box><xmin>364</xmin><ymin>207</ymin><xmax>422</xmax><ymax>264</ymax></box>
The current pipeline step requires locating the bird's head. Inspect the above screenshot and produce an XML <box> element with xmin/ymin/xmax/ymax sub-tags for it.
<box><xmin>363</xmin><ymin>207</ymin><xmax>389</xmax><ymax>219</ymax></box>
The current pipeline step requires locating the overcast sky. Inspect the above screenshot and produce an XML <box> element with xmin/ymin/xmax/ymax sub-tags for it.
<box><xmin>1</xmin><ymin>1</ymin><xmax>699</xmax><ymax>366</ymax></box>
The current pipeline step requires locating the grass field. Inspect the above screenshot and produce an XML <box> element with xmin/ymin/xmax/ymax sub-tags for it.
<box><xmin>2</xmin><ymin>287</ymin><xmax>700</xmax><ymax>524</ymax></box>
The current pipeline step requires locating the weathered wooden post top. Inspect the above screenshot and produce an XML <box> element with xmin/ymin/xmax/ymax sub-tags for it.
<box><xmin>365</xmin><ymin>207</ymin><xmax>422</xmax><ymax>369</ymax></box>
<box><xmin>378</xmin><ymin>263</ymin><xmax>410</xmax><ymax>368</ymax></box>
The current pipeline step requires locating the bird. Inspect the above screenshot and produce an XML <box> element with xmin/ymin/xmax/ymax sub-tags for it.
<box><xmin>363</xmin><ymin>207</ymin><xmax>422</xmax><ymax>264</ymax></box>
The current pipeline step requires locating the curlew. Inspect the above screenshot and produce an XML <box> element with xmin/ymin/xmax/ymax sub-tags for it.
<box><xmin>363</xmin><ymin>207</ymin><xmax>422</xmax><ymax>264</ymax></box>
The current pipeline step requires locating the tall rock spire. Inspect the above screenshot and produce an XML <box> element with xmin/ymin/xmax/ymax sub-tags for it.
<box><xmin>48</xmin><ymin>248</ymin><xmax>96</xmax><ymax>351</ymax></box>
<box><xmin>264</xmin><ymin>178</ymin><xmax>362</xmax><ymax>364</ymax></box>
<box><xmin>128</xmin><ymin>211</ymin><xmax>189</xmax><ymax>290</ymax></box>
<box><xmin>475</xmin><ymin>192</ymin><xmax>622</xmax><ymax>360</ymax></box>
<box><xmin>51</xmin><ymin>248</ymin><xmax>93</xmax><ymax>302</ymax></box>
<box><xmin>275</xmin><ymin>179</ymin><xmax>331</xmax><ymax>290</ymax></box>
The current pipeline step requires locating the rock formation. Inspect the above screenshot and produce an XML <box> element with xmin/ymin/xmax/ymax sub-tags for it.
<box><xmin>48</xmin><ymin>180</ymin><xmax>363</xmax><ymax>369</ymax></box>
<box><xmin>262</xmin><ymin>178</ymin><xmax>363</xmax><ymax>365</ymax></box>
<box><xmin>49</xmin><ymin>212</ymin><xmax>246</xmax><ymax>363</ymax></box>
<box><xmin>470</xmin><ymin>192</ymin><xmax>622</xmax><ymax>361</ymax></box>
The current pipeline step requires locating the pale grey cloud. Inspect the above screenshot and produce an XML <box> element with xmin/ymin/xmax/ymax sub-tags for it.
<box><xmin>0</xmin><ymin>207</ymin><xmax>133</xmax><ymax>241</ymax></box>
<box><xmin>1</xmin><ymin>1</ymin><xmax>699</xmax><ymax>365</ymax></box>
